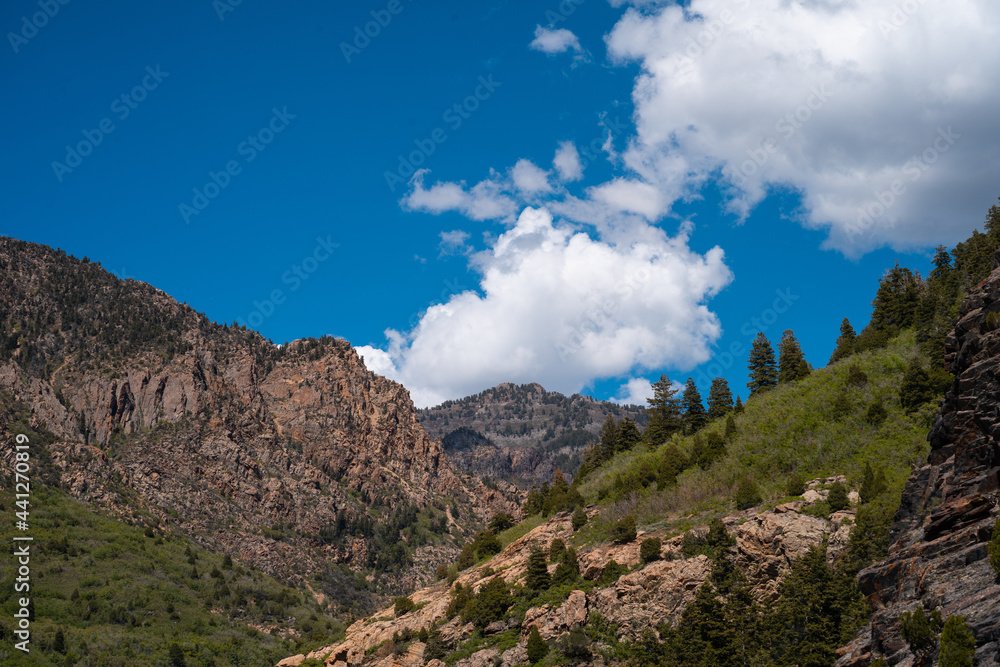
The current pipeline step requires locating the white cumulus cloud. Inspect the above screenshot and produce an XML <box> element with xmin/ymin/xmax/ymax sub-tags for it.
<box><xmin>530</xmin><ymin>26</ymin><xmax>584</xmax><ymax>54</ymax></box>
<box><xmin>606</xmin><ymin>0</ymin><xmax>1000</xmax><ymax>254</ymax></box>
<box><xmin>510</xmin><ymin>159</ymin><xmax>553</xmax><ymax>193</ymax></box>
<box><xmin>358</xmin><ymin>207</ymin><xmax>732</xmax><ymax>408</ymax></box>
<box><xmin>553</xmin><ymin>141</ymin><xmax>584</xmax><ymax>181</ymax></box>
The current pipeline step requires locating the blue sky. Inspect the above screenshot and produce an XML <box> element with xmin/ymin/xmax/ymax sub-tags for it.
<box><xmin>3</xmin><ymin>0</ymin><xmax>998</xmax><ymax>408</ymax></box>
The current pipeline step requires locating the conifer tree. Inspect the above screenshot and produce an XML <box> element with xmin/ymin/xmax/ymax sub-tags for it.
<box><xmin>829</xmin><ymin>318</ymin><xmax>857</xmax><ymax>364</ymax></box>
<box><xmin>899</xmin><ymin>357</ymin><xmax>938</xmax><ymax>411</ymax></box>
<box><xmin>734</xmin><ymin>395</ymin><xmax>744</xmax><ymax>413</ymax></box>
<box><xmin>777</xmin><ymin>330</ymin><xmax>810</xmax><ymax>383</ymax></box>
<box><xmin>599</xmin><ymin>415</ymin><xmax>619</xmax><ymax>460</ymax></box>
<box><xmin>870</xmin><ymin>262</ymin><xmax>921</xmax><ymax>333</ymax></box>
<box><xmin>526</xmin><ymin>625</ymin><xmax>549</xmax><ymax>664</ymax></box>
<box><xmin>938</xmin><ymin>615</ymin><xmax>976</xmax><ymax>667</ymax></box>
<box><xmin>746</xmin><ymin>333</ymin><xmax>778</xmax><ymax>397</ymax></box>
<box><xmin>682</xmin><ymin>377</ymin><xmax>709</xmax><ymax>434</ymax></box>
<box><xmin>644</xmin><ymin>374</ymin><xmax>683</xmax><ymax>445</ymax></box>
<box><xmin>706</xmin><ymin>377</ymin><xmax>734</xmax><ymax>419</ymax></box>
<box><xmin>724</xmin><ymin>414</ymin><xmax>737</xmax><ymax>442</ymax></box>
<box><xmin>525</xmin><ymin>546</ymin><xmax>550</xmax><ymax>592</ymax></box>
<box><xmin>617</xmin><ymin>418</ymin><xmax>642</xmax><ymax>452</ymax></box>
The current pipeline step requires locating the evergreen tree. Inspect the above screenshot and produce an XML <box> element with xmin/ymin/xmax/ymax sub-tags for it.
<box><xmin>169</xmin><ymin>643</ymin><xmax>186</xmax><ymax>667</ymax></box>
<box><xmin>724</xmin><ymin>414</ymin><xmax>737</xmax><ymax>442</ymax></box>
<box><xmin>829</xmin><ymin>318</ymin><xmax>857</xmax><ymax>364</ymax></box>
<box><xmin>682</xmin><ymin>378</ymin><xmax>709</xmax><ymax>434</ymax></box>
<box><xmin>778</xmin><ymin>330</ymin><xmax>810</xmax><ymax>383</ymax></box>
<box><xmin>526</xmin><ymin>625</ymin><xmax>549</xmax><ymax>664</ymax></box>
<box><xmin>599</xmin><ymin>415</ymin><xmax>619</xmax><ymax>460</ymax></box>
<box><xmin>525</xmin><ymin>546</ymin><xmax>550</xmax><ymax>592</ymax></box>
<box><xmin>53</xmin><ymin>628</ymin><xmax>65</xmax><ymax>654</ymax></box>
<box><xmin>828</xmin><ymin>482</ymin><xmax>849</xmax><ymax>512</ymax></box>
<box><xmin>672</xmin><ymin>582</ymin><xmax>736</xmax><ymax>666</ymax></box>
<box><xmin>734</xmin><ymin>477</ymin><xmax>762</xmax><ymax>510</ymax></box>
<box><xmin>859</xmin><ymin>462</ymin><xmax>888</xmax><ymax>504</ymax></box>
<box><xmin>706</xmin><ymin>377</ymin><xmax>734</xmax><ymax>419</ymax></box>
<box><xmin>571</xmin><ymin>507</ymin><xmax>588</xmax><ymax>532</ymax></box>
<box><xmin>644</xmin><ymin>374</ymin><xmax>683</xmax><ymax>445</ymax></box>
<box><xmin>523</xmin><ymin>486</ymin><xmax>544</xmax><ymax>516</ymax></box>
<box><xmin>870</xmin><ymin>262</ymin><xmax>921</xmax><ymax>333</ymax></box>
<box><xmin>612</xmin><ymin>515</ymin><xmax>637</xmax><ymax>543</ymax></box>
<box><xmin>617</xmin><ymin>418</ymin><xmax>642</xmax><ymax>452</ymax></box>
<box><xmin>657</xmin><ymin>444</ymin><xmax>687</xmax><ymax>488</ymax></box>
<box><xmin>899</xmin><ymin>357</ymin><xmax>938</xmax><ymax>411</ymax></box>
<box><xmin>938</xmin><ymin>615</ymin><xmax>976</xmax><ymax>667</ymax></box>
<box><xmin>746</xmin><ymin>333</ymin><xmax>778</xmax><ymax>397</ymax></box>
<box><xmin>734</xmin><ymin>395</ymin><xmax>744</xmax><ymax>413</ymax></box>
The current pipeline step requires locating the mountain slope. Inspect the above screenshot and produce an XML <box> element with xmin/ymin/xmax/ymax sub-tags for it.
<box><xmin>418</xmin><ymin>383</ymin><xmax>647</xmax><ymax>487</ymax></box>
<box><xmin>0</xmin><ymin>237</ymin><xmax>519</xmax><ymax>595</ymax></box>
<box><xmin>837</xmin><ymin>254</ymin><xmax>1000</xmax><ymax>666</ymax></box>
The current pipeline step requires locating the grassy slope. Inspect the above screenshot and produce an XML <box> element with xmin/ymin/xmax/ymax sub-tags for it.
<box><xmin>0</xmin><ymin>484</ymin><xmax>347</xmax><ymax>666</ymax></box>
<box><xmin>577</xmin><ymin>331</ymin><xmax>936</xmax><ymax>533</ymax></box>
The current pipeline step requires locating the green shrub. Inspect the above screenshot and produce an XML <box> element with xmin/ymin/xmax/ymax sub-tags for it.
<box><xmin>733</xmin><ymin>477</ymin><xmax>762</xmax><ymax>510</ymax></box>
<box><xmin>488</xmin><ymin>513</ymin><xmax>514</xmax><ymax>533</ymax></box>
<box><xmin>828</xmin><ymin>482</ymin><xmax>849</xmax><ymax>512</ymax></box>
<box><xmin>598</xmin><ymin>559</ymin><xmax>627</xmax><ymax>585</ymax></box>
<box><xmin>434</xmin><ymin>563</ymin><xmax>448</xmax><ymax>581</ymax></box>
<box><xmin>785</xmin><ymin>474</ymin><xmax>806</xmax><ymax>497</ymax></box>
<box><xmin>456</xmin><ymin>543</ymin><xmax>476</xmax><ymax>570</ymax></box>
<box><xmin>446</xmin><ymin>582</ymin><xmax>471</xmax><ymax>619</ymax></box>
<box><xmin>846</xmin><ymin>364</ymin><xmax>869</xmax><ymax>386</ymax></box>
<box><xmin>393</xmin><ymin>596</ymin><xmax>415</xmax><ymax>617</ymax></box>
<box><xmin>899</xmin><ymin>607</ymin><xmax>942</xmax><ymax>655</ymax></box>
<box><xmin>471</xmin><ymin>530</ymin><xmax>502</xmax><ymax>560</ymax></box>
<box><xmin>938</xmin><ymin>614</ymin><xmax>976</xmax><ymax>667</ymax></box>
<box><xmin>571</xmin><ymin>507</ymin><xmax>588</xmax><ymax>531</ymax></box>
<box><xmin>989</xmin><ymin>514</ymin><xmax>1000</xmax><ymax>577</ymax></box>
<box><xmin>552</xmin><ymin>548</ymin><xmax>580</xmax><ymax>586</ymax></box>
<box><xmin>640</xmin><ymin>537</ymin><xmax>662</xmax><ymax>563</ymax></box>
<box><xmin>462</xmin><ymin>577</ymin><xmax>512</xmax><ymax>628</ymax></box>
<box><xmin>865</xmin><ymin>400</ymin><xmax>888</xmax><ymax>426</ymax></box>
<box><xmin>612</xmin><ymin>515</ymin><xmax>637</xmax><ymax>543</ymax></box>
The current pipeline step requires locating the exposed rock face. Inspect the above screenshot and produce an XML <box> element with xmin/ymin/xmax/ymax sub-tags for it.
<box><xmin>282</xmin><ymin>497</ymin><xmax>853</xmax><ymax>666</ymax></box>
<box><xmin>418</xmin><ymin>382</ymin><xmax>647</xmax><ymax>487</ymax></box>
<box><xmin>0</xmin><ymin>238</ymin><xmax>519</xmax><ymax>591</ymax></box>
<box><xmin>836</xmin><ymin>256</ymin><xmax>1000</xmax><ymax>666</ymax></box>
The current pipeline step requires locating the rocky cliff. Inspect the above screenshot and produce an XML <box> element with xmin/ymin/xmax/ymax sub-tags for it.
<box><xmin>836</xmin><ymin>255</ymin><xmax>1000</xmax><ymax>666</ymax></box>
<box><xmin>0</xmin><ymin>237</ymin><xmax>519</xmax><ymax>595</ymax></box>
<box><xmin>418</xmin><ymin>383</ymin><xmax>647</xmax><ymax>488</ymax></box>
<box><xmin>279</xmin><ymin>481</ymin><xmax>855</xmax><ymax>667</ymax></box>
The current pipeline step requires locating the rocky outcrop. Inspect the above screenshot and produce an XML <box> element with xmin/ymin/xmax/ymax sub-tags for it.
<box><xmin>281</xmin><ymin>493</ymin><xmax>854</xmax><ymax>666</ymax></box>
<box><xmin>0</xmin><ymin>238</ymin><xmax>520</xmax><ymax>592</ymax></box>
<box><xmin>836</xmin><ymin>255</ymin><xmax>1000</xmax><ymax>666</ymax></box>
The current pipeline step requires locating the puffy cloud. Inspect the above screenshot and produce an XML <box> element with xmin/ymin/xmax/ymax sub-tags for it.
<box><xmin>553</xmin><ymin>141</ymin><xmax>584</xmax><ymax>181</ymax></box>
<box><xmin>401</xmin><ymin>170</ymin><xmax>517</xmax><ymax>221</ymax></box>
<box><xmin>613</xmin><ymin>377</ymin><xmax>655</xmax><ymax>406</ymax></box>
<box><xmin>359</xmin><ymin>207</ymin><xmax>732</xmax><ymax>408</ymax></box>
<box><xmin>439</xmin><ymin>229</ymin><xmax>471</xmax><ymax>256</ymax></box>
<box><xmin>606</xmin><ymin>0</ymin><xmax>1000</xmax><ymax>254</ymax></box>
<box><xmin>588</xmin><ymin>178</ymin><xmax>669</xmax><ymax>220</ymax></box>
<box><xmin>510</xmin><ymin>159</ymin><xmax>553</xmax><ymax>193</ymax></box>
<box><xmin>530</xmin><ymin>26</ymin><xmax>583</xmax><ymax>54</ymax></box>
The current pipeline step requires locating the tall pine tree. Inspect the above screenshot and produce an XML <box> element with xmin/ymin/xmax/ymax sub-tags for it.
<box><xmin>829</xmin><ymin>318</ymin><xmax>857</xmax><ymax>364</ymax></box>
<box><xmin>746</xmin><ymin>333</ymin><xmax>778</xmax><ymax>397</ymax></box>
<box><xmin>644</xmin><ymin>374</ymin><xmax>683</xmax><ymax>446</ymax></box>
<box><xmin>706</xmin><ymin>377</ymin><xmax>734</xmax><ymax>419</ymax></box>
<box><xmin>777</xmin><ymin>330</ymin><xmax>810</xmax><ymax>383</ymax></box>
<box><xmin>682</xmin><ymin>378</ymin><xmax>709</xmax><ymax>434</ymax></box>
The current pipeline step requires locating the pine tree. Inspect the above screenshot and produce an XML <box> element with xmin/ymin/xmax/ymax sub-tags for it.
<box><xmin>53</xmin><ymin>628</ymin><xmax>65</xmax><ymax>654</ymax></box>
<box><xmin>938</xmin><ymin>615</ymin><xmax>976</xmax><ymax>667</ymax></box>
<box><xmin>525</xmin><ymin>546</ymin><xmax>550</xmax><ymax>592</ymax></box>
<box><xmin>707</xmin><ymin>377</ymin><xmax>734</xmax><ymax>419</ymax></box>
<box><xmin>599</xmin><ymin>415</ymin><xmax>619</xmax><ymax>460</ymax></box>
<box><xmin>617</xmin><ymin>418</ymin><xmax>642</xmax><ymax>452</ymax></box>
<box><xmin>644</xmin><ymin>374</ymin><xmax>683</xmax><ymax>445</ymax></box>
<box><xmin>746</xmin><ymin>333</ymin><xmax>778</xmax><ymax>397</ymax></box>
<box><xmin>829</xmin><ymin>318</ymin><xmax>857</xmax><ymax>364</ymax></box>
<box><xmin>899</xmin><ymin>357</ymin><xmax>938</xmax><ymax>411</ymax></box>
<box><xmin>777</xmin><ymin>330</ymin><xmax>809</xmax><ymax>383</ymax></box>
<box><xmin>526</xmin><ymin>625</ymin><xmax>549</xmax><ymax>664</ymax></box>
<box><xmin>734</xmin><ymin>395</ymin><xmax>744</xmax><ymax>413</ymax></box>
<box><xmin>682</xmin><ymin>378</ymin><xmax>709</xmax><ymax>434</ymax></box>
<box><xmin>724</xmin><ymin>414</ymin><xmax>737</xmax><ymax>442</ymax></box>
<box><xmin>870</xmin><ymin>262</ymin><xmax>921</xmax><ymax>333</ymax></box>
